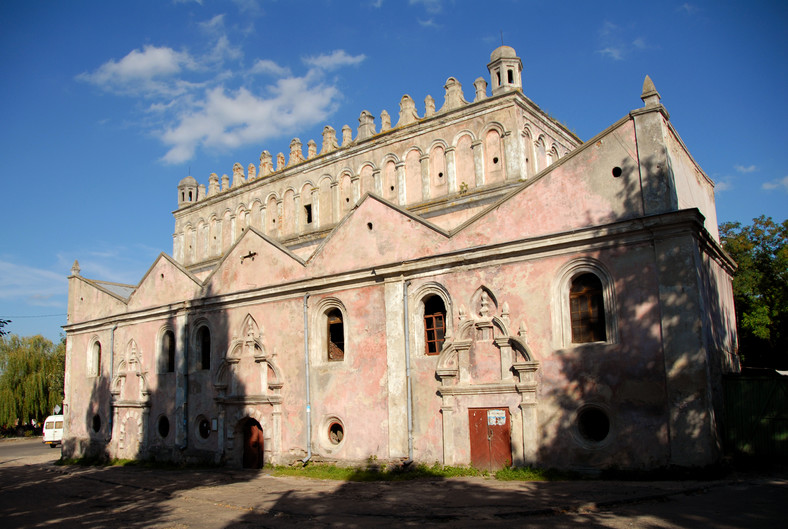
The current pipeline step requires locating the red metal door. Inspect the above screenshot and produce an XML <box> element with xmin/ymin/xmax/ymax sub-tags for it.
<box><xmin>469</xmin><ymin>408</ymin><xmax>512</xmax><ymax>471</ymax></box>
<box><xmin>243</xmin><ymin>420</ymin><xmax>264</xmax><ymax>469</ymax></box>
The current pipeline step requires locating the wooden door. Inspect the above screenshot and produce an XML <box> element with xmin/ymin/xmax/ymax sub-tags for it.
<box><xmin>243</xmin><ymin>420</ymin><xmax>264</xmax><ymax>469</ymax></box>
<box><xmin>469</xmin><ymin>408</ymin><xmax>512</xmax><ymax>471</ymax></box>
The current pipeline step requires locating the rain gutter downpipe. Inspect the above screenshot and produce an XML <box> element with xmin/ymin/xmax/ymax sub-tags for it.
<box><xmin>109</xmin><ymin>323</ymin><xmax>117</xmax><ymax>439</ymax></box>
<box><xmin>403</xmin><ymin>280</ymin><xmax>414</xmax><ymax>465</ymax></box>
<box><xmin>302</xmin><ymin>293</ymin><xmax>312</xmax><ymax>465</ymax></box>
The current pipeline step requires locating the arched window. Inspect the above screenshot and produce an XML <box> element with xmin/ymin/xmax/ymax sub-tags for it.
<box><xmin>162</xmin><ymin>330</ymin><xmax>176</xmax><ymax>373</ymax></box>
<box><xmin>89</xmin><ymin>340</ymin><xmax>102</xmax><ymax>377</ymax></box>
<box><xmin>423</xmin><ymin>295</ymin><xmax>446</xmax><ymax>355</ymax></box>
<box><xmin>554</xmin><ymin>259</ymin><xmax>618</xmax><ymax>348</ymax></box>
<box><xmin>197</xmin><ymin>326</ymin><xmax>211</xmax><ymax>370</ymax></box>
<box><xmin>569</xmin><ymin>273</ymin><xmax>606</xmax><ymax>343</ymax></box>
<box><xmin>326</xmin><ymin>309</ymin><xmax>344</xmax><ymax>361</ymax></box>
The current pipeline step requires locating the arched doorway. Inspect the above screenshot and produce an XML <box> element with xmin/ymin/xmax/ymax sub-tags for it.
<box><xmin>242</xmin><ymin>418</ymin><xmax>264</xmax><ymax>469</ymax></box>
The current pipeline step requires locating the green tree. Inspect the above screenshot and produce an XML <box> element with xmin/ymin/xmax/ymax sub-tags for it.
<box><xmin>0</xmin><ymin>335</ymin><xmax>65</xmax><ymax>427</ymax></box>
<box><xmin>0</xmin><ymin>319</ymin><xmax>10</xmax><ymax>337</ymax></box>
<box><xmin>720</xmin><ymin>216</ymin><xmax>788</xmax><ymax>369</ymax></box>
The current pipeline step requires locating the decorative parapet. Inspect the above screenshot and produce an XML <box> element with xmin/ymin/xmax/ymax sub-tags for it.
<box><xmin>174</xmin><ymin>46</ymin><xmax>540</xmax><ymax>210</ymax></box>
<box><xmin>397</xmin><ymin>95</ymin><xmax>419</xmax><ymax>127</ymax></box>
<box><xmin>424</xmin><ymin>95</ymin><xmax>435</xmax><ymax>117</ymax></box>
<box><xmin>321</xmin><ymin>126</ymin><xmax>338</xmax><ymax>154</ymax></box>
<box><xmin>474</xmin><ymin>77</ymin><xmax>488</xmax><ymax>102</ymax></box>
<box><xmin>341</xmin><ymin>124</ymin><xmax>353</xmax><ymax>147</ymax></box>
<box><xmin>208</xmin><ymin>173</ymin><xmax>219</xmax><ymax>196</ymax></box>
<box><xmin>357</xmin><ymin>110</ymin><xmax>376</xmax><ymax>141</ymax></box>
<box><xmin>232</xmin><ymin>162</ymin><xmax>245</xmax><ymax>187</ymax></box>
<box><xmin>440</xmin><ymin>77</ymin><xmax>468</xmax><ymax>112</ymax></box>
<box><xmin>289</xmin><ymin>138</ymin><xmax>304</xmax><ymax>166</ymax></box>
<box><xmin>380</xmin><ymin>110</ymin><xmax>391</xmax><ymax>132</ymax></box>
<box><xmin>260</xmin><ymin>151</ymin><xmax>273</xmax><ymax>176</ymax></box>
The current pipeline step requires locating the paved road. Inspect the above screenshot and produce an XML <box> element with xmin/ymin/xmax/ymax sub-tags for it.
<box><xmin>0</xmin><ymin>439</ymin><xmax>786</xmax><ymax>528</ymax></box>
<box><xmin>0</xmin><ymin>438</ymin><xmax>60</xmax><ymax>463</ymax></box>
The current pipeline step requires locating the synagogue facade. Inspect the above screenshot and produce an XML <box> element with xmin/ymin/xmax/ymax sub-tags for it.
<box><xmin>62</xmin><ymin>46</ymin><xmax>739</xmax><ymax>471</ymax></box>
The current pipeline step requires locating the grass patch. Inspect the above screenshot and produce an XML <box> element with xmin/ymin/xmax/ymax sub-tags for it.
<box><xmin>270</xmin><ymin>462</ymin><xmax>491</xmax><ymax>482</ymax></box>
<box><xmin>495</xmin><ymin>465</ymin><xmax>574</xmax><ymax>481</ymax></box>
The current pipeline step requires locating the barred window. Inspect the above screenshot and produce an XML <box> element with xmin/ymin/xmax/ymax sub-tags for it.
<box><xmin>569</xmin><ymin>273</ymin><xmax>606</xmax><ymax>343</ymax></box>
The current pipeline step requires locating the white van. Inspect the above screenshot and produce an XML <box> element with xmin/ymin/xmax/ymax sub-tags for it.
<box><xmin>42</xmin><ymin>414</ymin><xmax>63</xmax><ymax>448</ymax></box>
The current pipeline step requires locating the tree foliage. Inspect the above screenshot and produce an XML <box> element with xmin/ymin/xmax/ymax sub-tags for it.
<box><xmin>720</xmin><ymin>216</ymin><xmax>788</xmax><ymax>369</ymax></box>
<box><xmin>0</xmin><ymin>319</ymin><xmax>10</xmax><ymax>337</ymax></box>
<box><xmin>0</xmin><ymin>335</ymin><xmax>65</xmax><ymax>426</ymax></box>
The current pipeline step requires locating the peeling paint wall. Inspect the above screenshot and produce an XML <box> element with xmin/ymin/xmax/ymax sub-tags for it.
<box><xmin>63</xmin><ymin>47</ymin><xmax>738</xmax><ymax>471</ymax></box>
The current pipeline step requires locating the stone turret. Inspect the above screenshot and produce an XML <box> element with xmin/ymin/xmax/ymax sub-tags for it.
<box><xmin>177</xmin><ymin>176</ymin><xmax>199</xmax><ymax>207</ymax></box>
<box><xmin>487</xmin><ymin>45</ymin><xmax>522</xmax><ymax>96</ymax></box>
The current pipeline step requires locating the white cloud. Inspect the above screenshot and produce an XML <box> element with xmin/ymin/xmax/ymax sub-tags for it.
<box><xmin>735</xmin><ymin>164</ymin><xmax>757</xmax><ymax>173</ymax></box>
<box><xmin>370</xmin><ymin>0</ymin><xmax>384</xmax><ymax>7</ymax></box>
<box><xmin>250</xmin><ymin>59</ymin><xmax>291</xmax><ymax>77</ymax></box>
<box><xmin>80</xmin><ymin>30</ymin><xmax>364</xmax><ymax>164</ymax></box>
<box><xmin>232</xmin><ymin>0</ymin><xmax>263</xmax><ymax>16</ymax></box>
<box><xmin>0</xmin><ymin>260</ymin><xmax>67</xmax><ymax>305</ymax></box>
<box><xmin>599</xmin><ymin>20</ymin><xmax>618</xmax><ymax>37</ymax></box>
<box><xmin>160</xmin><ymin>77</ymin><xmax>340</xmax><ymax>163</ymax></box>
<box><xmin>303</xmin><ymin>50</ymin><xmax>366</xmax><ymax>71</ymax></box>
<box><xmin>596</xmin><ymin>21</ymin><xmax>648</xmax><ymax>61</ymax></box>
<box><xmin>410</xmin><ymin>0</ymin><xmax>443</xmax><ymax>14</ymax></box>
<box><xmin>714</xmin><ymin>179</ymin><xmax>733</xmax><ymax>193</ymax></box>
<box><xmin>78</xmin><ymin>45</ymin><xmax>196</xmax><ymax>97</ymax></box>
<box><xmin>418</xmin><ymin>18</ymin><xmax>441</xmax><ymax>28</ymax></box>
<box><xmin>679</xmin><ymin>3</ymin><xmax>698</xmax><ymax>15</ymax></box>
<box><xmin>597</xmin><ymin>47</ymin><xmax>624</xmax><ymax>61</ymax></box>
<box><xmin>762</xmin><ymin>175</ymin><xmax>788</xmax><ymax>192</ymax></box>
<box><xmin>199</xmin><ymin>14</ymin><xmax>226</xmax><ymax>32</ymax></box>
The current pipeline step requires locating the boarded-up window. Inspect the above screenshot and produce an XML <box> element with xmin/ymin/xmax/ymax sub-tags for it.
<box><xmin>90</xmin><ymin>341</ymin><xmax>101</xmax><ymax>377</ymax></box>
<box><xmin>424</xmin><ymin>295</ymin><xmax>446</xmax><ymax>355</ymax></box>
<box><xmin>198</xmin><ymin>326</ymin><xmax>211</xmax><ymax>370</ymax></box>
<box><xmin>163</xmin><ymin>330</ymin><xmax>175</xmax><ymax>373</ymax></box>
<box><xmin>326</xmin><ymin>309</ymin><xmax>344</xmax><ymax>361</ymax></box>
<box><xmin>570</xmin><ymin>274</ymin><xmax>606</xmax><ymax>343</ymax></box>
<box><xmin>485</xmin><ymin>130</ymin><xmax>504</xmax><ymax>184</ymax></box>
<box><xmin>384</xmin><ymin>161</ymin><xmax>397</xmax><ymax>202</ymax></box>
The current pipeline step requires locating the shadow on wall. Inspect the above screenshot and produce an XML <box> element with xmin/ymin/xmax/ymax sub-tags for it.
<box><xmin>537</xmin><ymin>152</ymin><xmax>734</xmax><ymax>470</ymax></box>
<box><xmin>64</xmin><ymin>277</ymin><xmax>265</xmax><ymax>470</ymax></box>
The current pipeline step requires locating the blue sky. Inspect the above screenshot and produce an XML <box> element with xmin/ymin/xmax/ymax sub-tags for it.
<box><xmin>1</xmin><ymin>0</ymin><xmax>786</xmax><ymax>341</ymax></box>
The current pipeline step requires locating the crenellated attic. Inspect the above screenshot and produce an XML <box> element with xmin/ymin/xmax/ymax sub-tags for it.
<box><xmin>173</xmin><ymin>46</ymin><xmax>581</xmax><ymax>277</ymax></box>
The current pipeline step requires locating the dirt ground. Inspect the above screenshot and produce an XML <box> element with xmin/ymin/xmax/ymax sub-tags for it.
<box><xmin>1</xmin><ymin>440</ymin><xmax>786</xmax><ymax>528</ymax></box>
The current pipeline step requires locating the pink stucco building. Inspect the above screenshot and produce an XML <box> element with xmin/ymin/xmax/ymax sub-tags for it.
<box><xmin>63</xmin><ymin>46</ymin><xmax>739</xmax><ymax>471</ymax></box>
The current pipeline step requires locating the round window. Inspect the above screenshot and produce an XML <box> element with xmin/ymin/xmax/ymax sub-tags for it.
<box><xmin>198</xmin><ymin>418</ymin><xmax>211</xmax><ymax>439</ymax></box>
<box><xmin>576</xmin><ymin>406</ymin><xmax>610</xmax><ymax>443</ymax></box>
<box><xmin>91</xmin><ymin>414</ymin><xmax>101</xmax><ymax>433</ymax></box>
<box><xmin>328</xmin><ymin>421</ymin><xmax>344</xmax><ymax>445</ymax></box>
<box><xmin>158</xmin><ymin>416</ymin><xmax>170</xmax><ymax>439</ymax></box>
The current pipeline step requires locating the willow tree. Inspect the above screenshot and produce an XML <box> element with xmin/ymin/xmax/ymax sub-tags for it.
<box><xmin>0</xmin><ymin>335</ymin><xmax>65</xmax><ymax>426</ymax></box>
